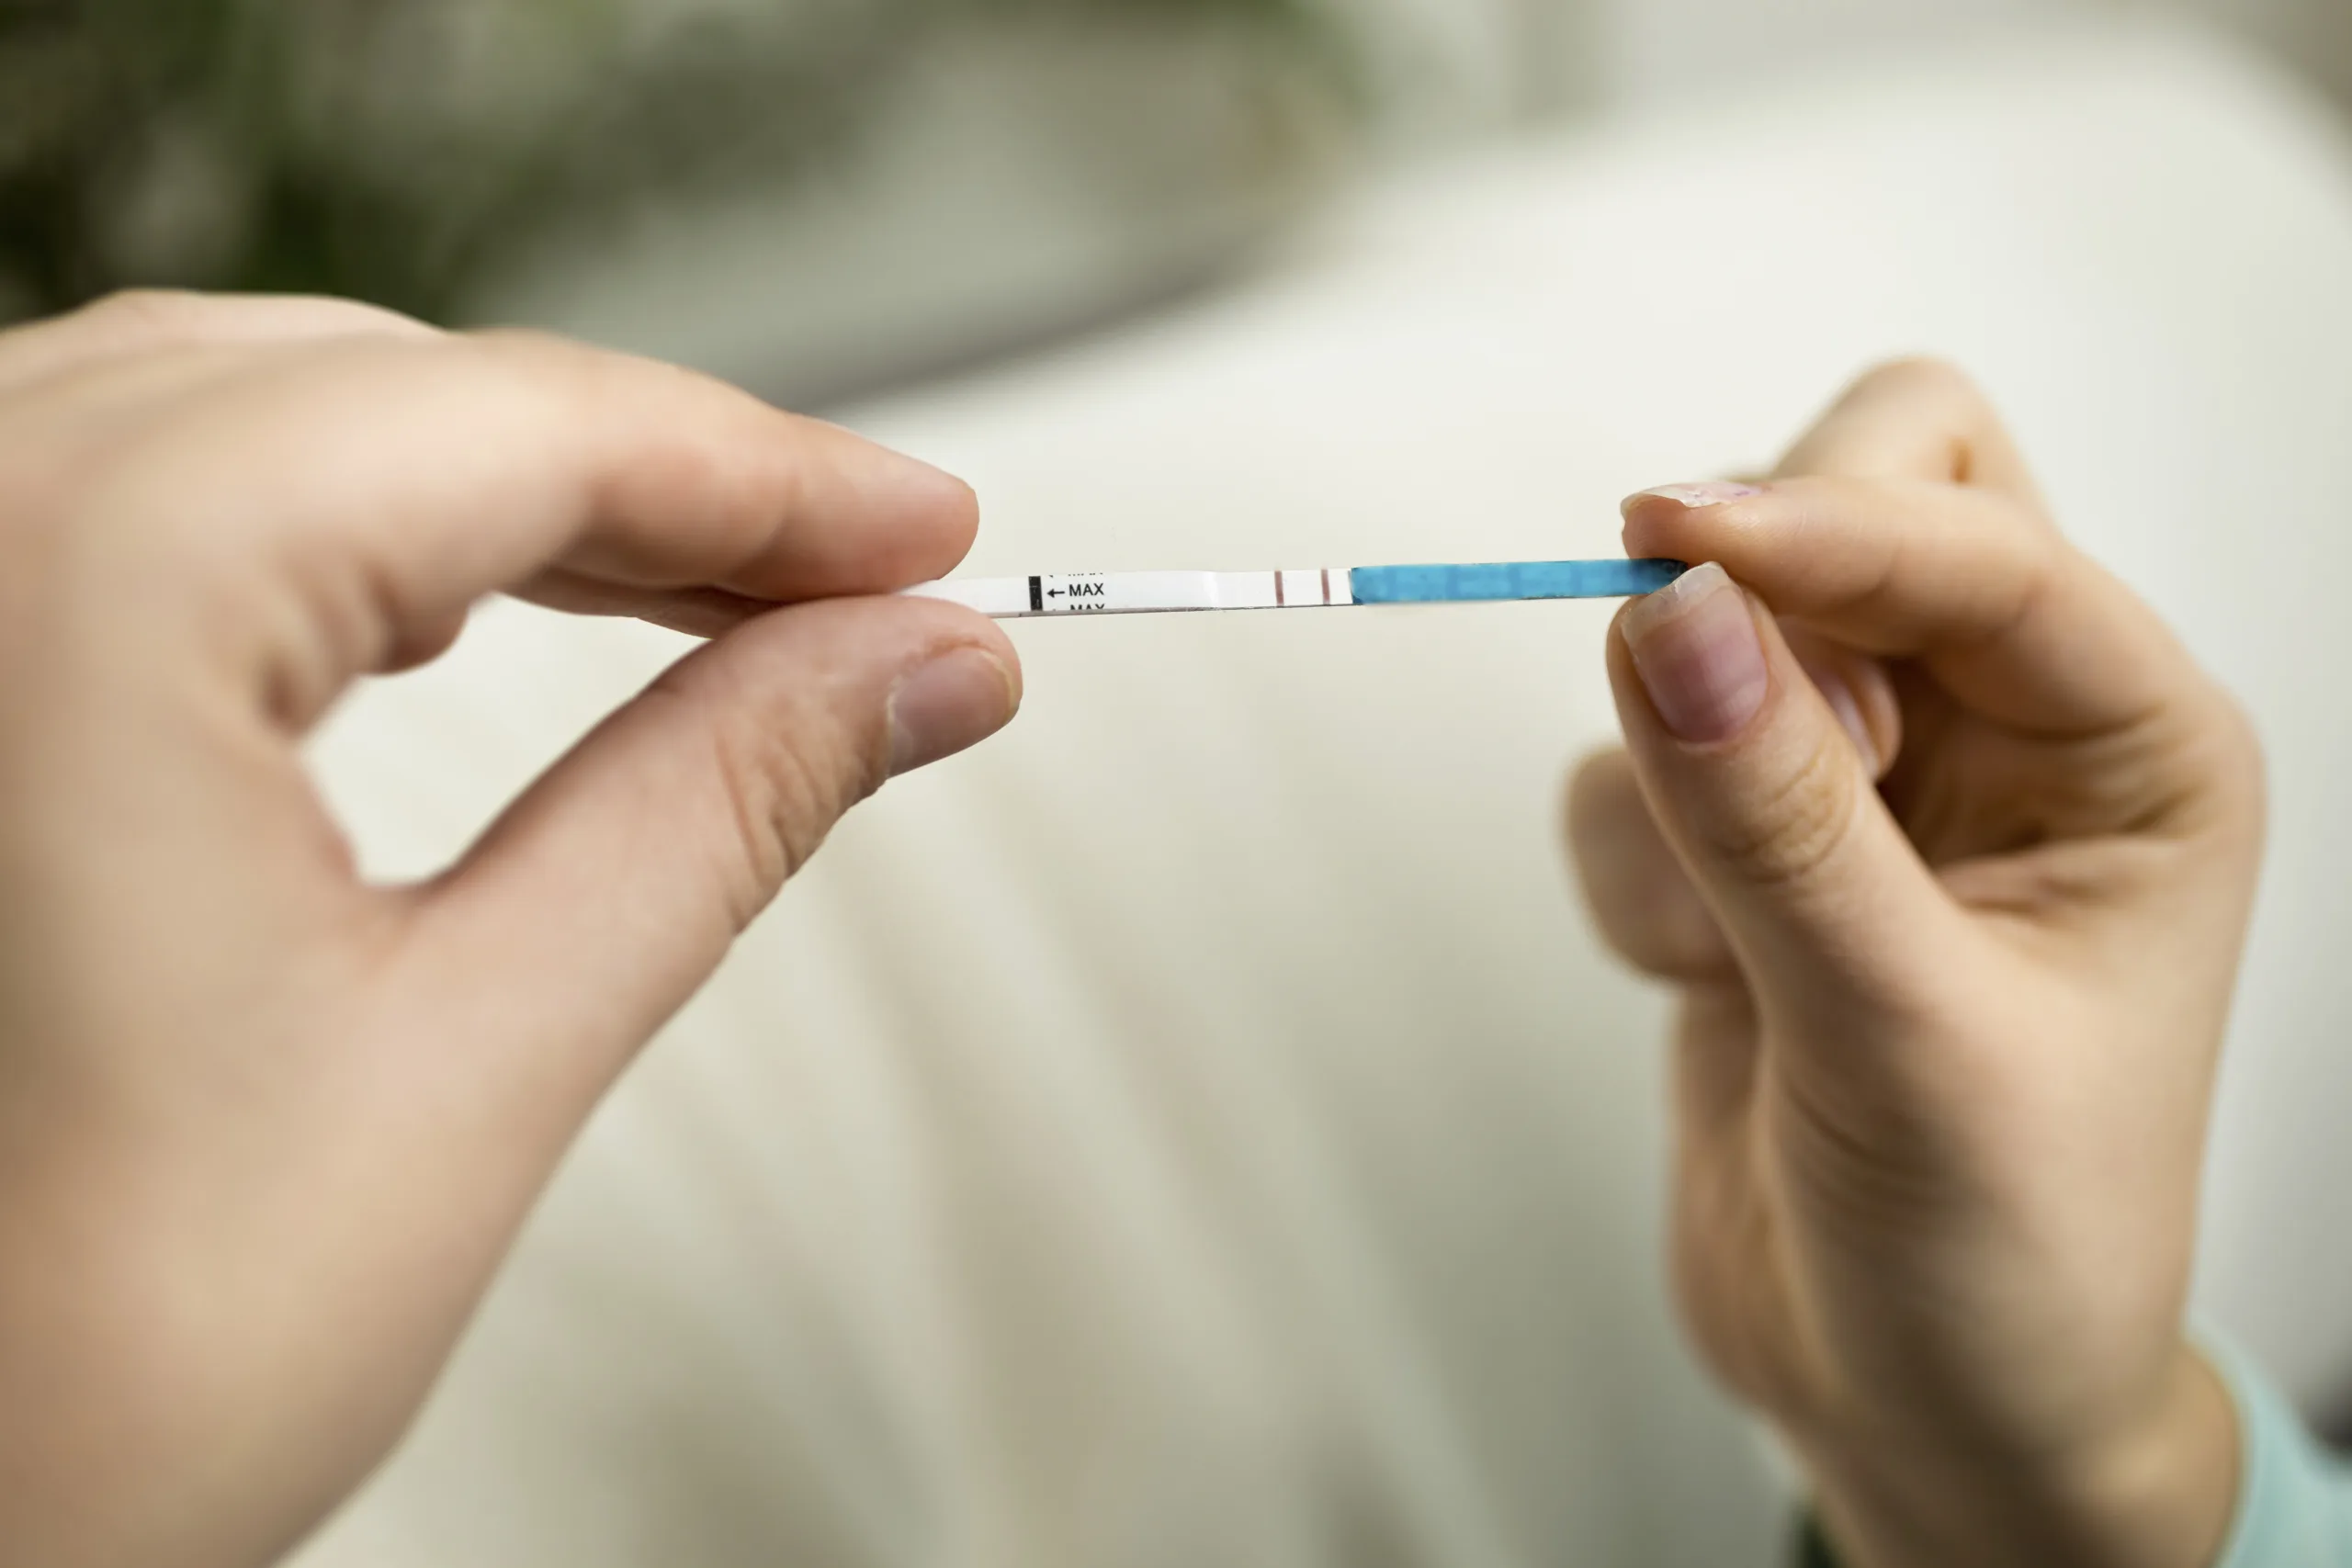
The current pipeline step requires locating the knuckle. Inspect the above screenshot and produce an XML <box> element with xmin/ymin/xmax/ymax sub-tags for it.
<box><xmin>451</xmin><ymin>329</ymin><xmax>649</xmax><ymax>450</ymax></box>
<box><xmin>1785</xmin><ymin>357</ymin><xmax>2015</xmax><ymax>489</ymax></box>
<box><xmin>407</xmin><ymin>333</ymin><xmax>596</xmax><ymax>435</ymax></box>
<box><xmin>1859</xmin><ymin>354</ymin><xmax>1982</xmax><ymax>406</ymax></box>
<box><xmin>668</xmin><ymin>663</ymin><xmax>883</xmax><ymax>930</ymax></box>
<box><xmin>1852</xmin><ymin>355</ymin><xmax>2002</xmax><ymax>448</ymax></box>
<box><xmin>77</xmin><ymin>288</ymin><xmax>432</xmax><ymax>350</ymax></box>
<box><xmin>1696</xmin><ymin>730</ymin><xmax>1861</xmax><ymax>890</ymax></box>
<box><xmin>280</xmin><ymin>295</ymin><xmax>434</xmax><ymax>337</ymax></box>
<box><xmin>76</xmin><ymin>287</ymin><xmax>220</xmax><ymax>341</ymax></box>
<box><xmin>380</xmin><ymin>335</ymin><xmax>580</xmax><ymax>455</ymax></box>
<box><xmin>459</xmin><ymin>328</ymin><xmax>614</xmax><ymax>395</ymax></box>
<box><xmin>459</xmin><ymin>325</ymin><xmax>578</xmax><ymax>365</ymax></box>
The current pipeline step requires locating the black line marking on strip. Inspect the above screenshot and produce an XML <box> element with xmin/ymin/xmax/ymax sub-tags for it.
<box><xmin>1028</xmin><ymin>575</ymin><xmax>1043</xmax><ymax>613</ymax></box>
<box><xmin>1275</xmin><ymin>572</ymin><xmax>1286</xmax><ymax>607</ymax></box>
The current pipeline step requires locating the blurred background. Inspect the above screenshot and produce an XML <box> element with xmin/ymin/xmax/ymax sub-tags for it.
<box><xmin>6</xmin><ymin>0</ymin><xmax>2351</xmax><ymax>403</ymax></box>
<box><xmin>19</xmin><ymin>5</ymin><xmax>2352</xmax><ymax>1565</ymax></box>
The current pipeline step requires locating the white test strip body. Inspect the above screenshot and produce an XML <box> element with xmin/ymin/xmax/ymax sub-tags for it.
<box><xmin>908</xmin><ymin>570</ymin><xmax>1357</xmax><ymax>618</ymax></box>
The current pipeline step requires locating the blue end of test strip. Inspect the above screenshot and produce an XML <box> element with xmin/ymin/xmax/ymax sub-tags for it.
<box><xmin>1348</xmin><ymin>558</ymin><xmax>1688</xmax><ymax>604</ymax></box>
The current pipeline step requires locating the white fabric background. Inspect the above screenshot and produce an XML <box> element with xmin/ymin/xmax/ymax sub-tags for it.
<box><xmin>1314</xmin><ymin>0</ymin><xmax>2352</xmax><ymax>136</ymax></box>
<box><xmin>299</xmin><ymin>24</ymin><xmax>2352</xmax><ymax>1566</ymax></box>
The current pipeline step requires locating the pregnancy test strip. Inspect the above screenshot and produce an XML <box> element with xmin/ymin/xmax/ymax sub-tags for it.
<box><xmin>905</xmin><ymin>559</ymin><xmax>1685</xmax><ymax>617</ymax></box>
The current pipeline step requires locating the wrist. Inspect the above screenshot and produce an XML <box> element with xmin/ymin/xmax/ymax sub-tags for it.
<box><xmin>1801</xmin><ymin>1344</ymin><xmax>2241</xmax><ymax>1568</ymax></box>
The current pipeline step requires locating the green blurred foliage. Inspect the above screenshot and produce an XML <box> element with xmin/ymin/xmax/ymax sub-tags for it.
<box><xmin>0</xmin><ymin>0</ymin><xmax>1339</xmax><ymax>322</ymax></box>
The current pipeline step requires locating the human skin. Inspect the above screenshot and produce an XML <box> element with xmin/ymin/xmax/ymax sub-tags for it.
<box><xmin>0</xmin><ymin>291</ymin><xmax>1020</xmax><ymax>1568</ymax></box>
<box><xmin>1569</xmin><ymin>360</ymin><xmax>2265</xmax><ymax>1566</ymax></box>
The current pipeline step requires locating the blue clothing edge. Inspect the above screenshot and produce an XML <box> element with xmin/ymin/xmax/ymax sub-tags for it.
<box><xmin>1789</xmin><ymin>1337</ymin><xmax>2351</xmax><ymax>1567</ymax></box>
<box><xmin>2203</xmin><ymin>1331</ymin><xmax>2352</xmax><ymax>1567</ymax></box>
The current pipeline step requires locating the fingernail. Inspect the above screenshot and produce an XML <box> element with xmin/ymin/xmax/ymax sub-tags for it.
<box><xmin>1793</xmin><ymin>649</ymin><xmax>1882</xmax><ymax>777</ymax></box>
<box><xmin>1621</xmin><ymin>562</ymin><xmax>1769</xmax><ymax>744</ymax></box>
<box><xmin>888</xmin><ymin>646</ymin><xmax>1018</xmax><ymax>777</ymax></box>
<box><xmin>1625</xmin><ymin>481</ymin><xmax>1764</xmax><ymax>514</ymax></box>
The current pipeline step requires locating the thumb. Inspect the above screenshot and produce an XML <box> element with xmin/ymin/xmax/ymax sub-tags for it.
<box><xmin>1606</xmin><ymin>563</ymin><xmax>1961</xmax><ymax>1022</ymax></box>
<box><xmin>401</xmin><ymin>594</ymin><xmax>1018</xmax><ymax>1128</ymax></box>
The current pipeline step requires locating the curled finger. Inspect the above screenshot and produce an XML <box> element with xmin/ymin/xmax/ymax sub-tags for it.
<box><xmin>1568</xmin><ymin>748</ymin><xmax>1737</xmax><ymax>985</ymax></box>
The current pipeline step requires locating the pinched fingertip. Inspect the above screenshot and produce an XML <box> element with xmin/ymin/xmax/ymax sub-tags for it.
<box><xmin>1619</xmin><ymin>479</ymin><xmax>1778</xmax><ymax>565</ymax></box>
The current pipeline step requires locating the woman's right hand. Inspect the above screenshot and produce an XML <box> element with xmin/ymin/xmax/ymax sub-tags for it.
<box><xmin>1569</xmin><ymin>361</ymin><xmax>2266</xmax><ymax>1566</ymax></box>
<box><xmin>0</xmin><ymin>291</ymin><xmax>1018</xmax><ymax>1568</ymax></box>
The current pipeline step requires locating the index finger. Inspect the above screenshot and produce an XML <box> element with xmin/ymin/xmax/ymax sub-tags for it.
<box><xmin>1621</xmin><ymin>476</ymin><xmax>2199</xmax><ymax>738</ymax></box>
<box><xmin>80</xmin><ymin>329</ymin><xmax>978</xmax><ymax>724</ymax></box>
<box><xmin>1626</xmin><ymin>356</ymin><xmax>2196</xmax><ymax>736</ymax></box>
